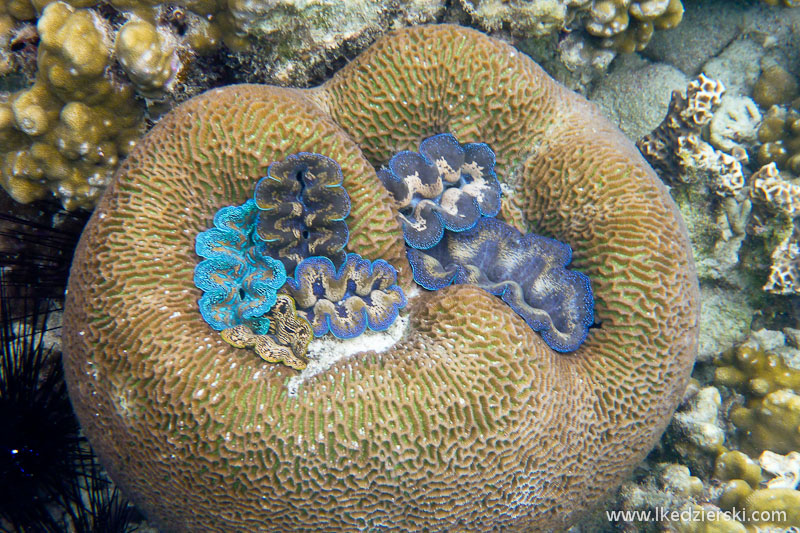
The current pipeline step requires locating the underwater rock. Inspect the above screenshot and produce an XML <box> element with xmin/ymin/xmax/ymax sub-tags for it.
<box><xmin>759</xmin><ymin>450</ymin><xmax>800</xmax><ymax>490</ymax></box>
<box><xmin>642</xmin><ymin>0</ymin><xmax>746</xmax><ymax>75</ymax></box>
<box><xmin>672</xmin><ymin>386</ymin><xmax>725</xmax><ymax>456</ymax></box>
<box><xmin>701</xmin><ymin>37</ymin><xmax>764</xmax><ymax>97</ymax></box>
<box><xmin>708</xmin><ymin>96</ymin><xmax>762</xmax><ymax>153</ymax></box>
<box><xmin>590</xmin><ymin>54</ymin><xmax>689</xmax><ymax>140</ymax></box>
<box><xmin>407</xmin><ymin>216</ymin><xmax>594</xmax><ymax>352</ymax></box>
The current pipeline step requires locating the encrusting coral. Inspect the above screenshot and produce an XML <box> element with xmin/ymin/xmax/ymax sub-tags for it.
<box><xmin>285</xmin><ymin>253</ymin><xmax>407</xmax><ymax>339</ymax></box>
<box><xmin>254</xmin><ymin>152</ymin><xmax>351</xmax><ymax>273</ymax></box>
<box><xmin>408</xmin><ymin>216</ymin><xmax>594</xmax><ymax>352</ymax></box>
<box><xmin>62</xmin><ymin>25</ymin><xmax>699</xmax><ymax>531</ymax></box>
<box><xmin>638</xmin><ymin>74</ymin><xmax>726</xmax><ymax>180</ymax></box>
<box><xmin>377</xmin><ymin>133</ymin><xmax>501</xmax><ymax>250</ymax></box>
<box><xmin>749</xmin><ymin>163</ymin><xmax>800</xmax><ymax>294</ymax></box>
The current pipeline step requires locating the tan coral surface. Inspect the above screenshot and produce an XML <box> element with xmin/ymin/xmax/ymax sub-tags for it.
<box><xmin>62</xmin><ymin>25</ymin><xmax>699</xmax><ymax>532</ymax></box>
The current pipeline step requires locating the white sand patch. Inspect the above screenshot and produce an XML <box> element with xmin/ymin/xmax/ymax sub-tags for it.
<box><xmin>286</xmin><ymin>314</ymin><xmax>410</xmax><ymax>396</ymax></box>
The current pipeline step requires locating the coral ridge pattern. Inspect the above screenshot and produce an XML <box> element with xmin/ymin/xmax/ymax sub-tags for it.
<box><xmin>62</xmin><ymin>24</ymin><xmax>699</xmax><ymax>532</ymax></box>
<box><xmin>408</xmin><ymin>216</ymin><xmax>594</xmax><ymax>352</ymax></box>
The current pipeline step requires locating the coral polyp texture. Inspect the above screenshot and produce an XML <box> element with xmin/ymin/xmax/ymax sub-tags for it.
<box><xmin>62</xmin><ymin>25</ymin><xmax>699</xmax><ymax>531</ymax></box>
<box><xmin>377</xmin><ymin>133</ymin><xmax>501</xmax><ymax>249</ymax></box>
<box><xmin>408</xmin><ymin>217</ymin><xmax>594</xmax><ymax>352</ymax></box>
<box><xmin>285</xmin><ymin>253</ymin><xmax>407</xmax><ymax>339</ymax></box>
<box><xmin>254</xmin><ymin>152</ymin><xmax>351</xmax><ymax>273</ymax></box>
<box><xmin>194</xmin><ymin>199</ymin><xmax>287</xmax><ymax>334</ymax></box>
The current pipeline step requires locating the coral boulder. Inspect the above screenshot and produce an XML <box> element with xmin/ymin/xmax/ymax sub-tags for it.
<box><xmin>63</xmin><ymin>24</ymin><xmax>699</xmax><ymax>532</ymax></box>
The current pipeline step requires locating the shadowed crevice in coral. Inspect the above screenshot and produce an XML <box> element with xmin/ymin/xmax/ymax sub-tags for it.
<box><xmin>285</xmin><ymin>252</ymin><xmax>407</xmax><ymax>339</ymax></box>
<box><xmin>255</xmin><ymin>152</ymin><xmax>351</xmax><ymax>273</ymax></box>
<box><xmin>407</xmin><ymin>217</ymin><xmax>594</xmax><ymax>352</ymax></box>
<box><xmin>377</xmin><ymin>133</ymin><xmax>501</xmax><ymax>250</ymax></box>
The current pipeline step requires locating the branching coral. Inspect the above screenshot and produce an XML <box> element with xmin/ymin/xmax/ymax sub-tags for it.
<box><xmin>62</xmin><ymin>25</ymin><xmax>698</xmax><ymax>532</ymax></box>
<box><xmin>377</xmin><ymin>133</ymin><xmax>501</xmax><ymax>250</ymax></box>
<box><xmin>254</xmin><ymin>152</ymin><xmax>350</xmax><ymax>273</ymax></box>
<box><xmin>194</xmin><ymin>199</ymin><xmax>286</xmax><ymax>334</ymax></box>
<box><xmin>408</xmin><ymin>217</ymin><xmax>594</xmax><ymax>352</ymax></box>
<box><xmin>285</xmin><ymin>253</ymin><xmax>407</xmax><ymax>339</ymax></box>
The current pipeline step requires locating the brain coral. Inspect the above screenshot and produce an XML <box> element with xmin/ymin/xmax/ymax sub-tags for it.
<box><xmin>63</xmin><ymin>24</ymin><xmax>699</xmax><ymax>532</ymax></box>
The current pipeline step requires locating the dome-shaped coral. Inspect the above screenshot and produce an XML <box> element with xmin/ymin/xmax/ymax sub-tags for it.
<box><xmin>62</xmin><ymin>25</ymin><xmax>699</xmax><ymax>532</ymax></box>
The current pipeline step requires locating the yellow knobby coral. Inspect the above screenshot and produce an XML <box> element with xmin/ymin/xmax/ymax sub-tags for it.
<box><xmin>756</xmin><ymin>100</ymin><xmax>800</xmax><ymax>175</ymax></box>
<box><xmin>1</xmin><ymin>1</ymin><xmax>144</xmax><ymax>209</ymax></box>
<box><xmin>115</xmin><ymin>19</ymin><xmax>180</xmax><ymax>97</ymax></box>
<box><xmin>584</xmin><ymin>0</ymin><xmax>683</xmax><ymax>53</ymax></box>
